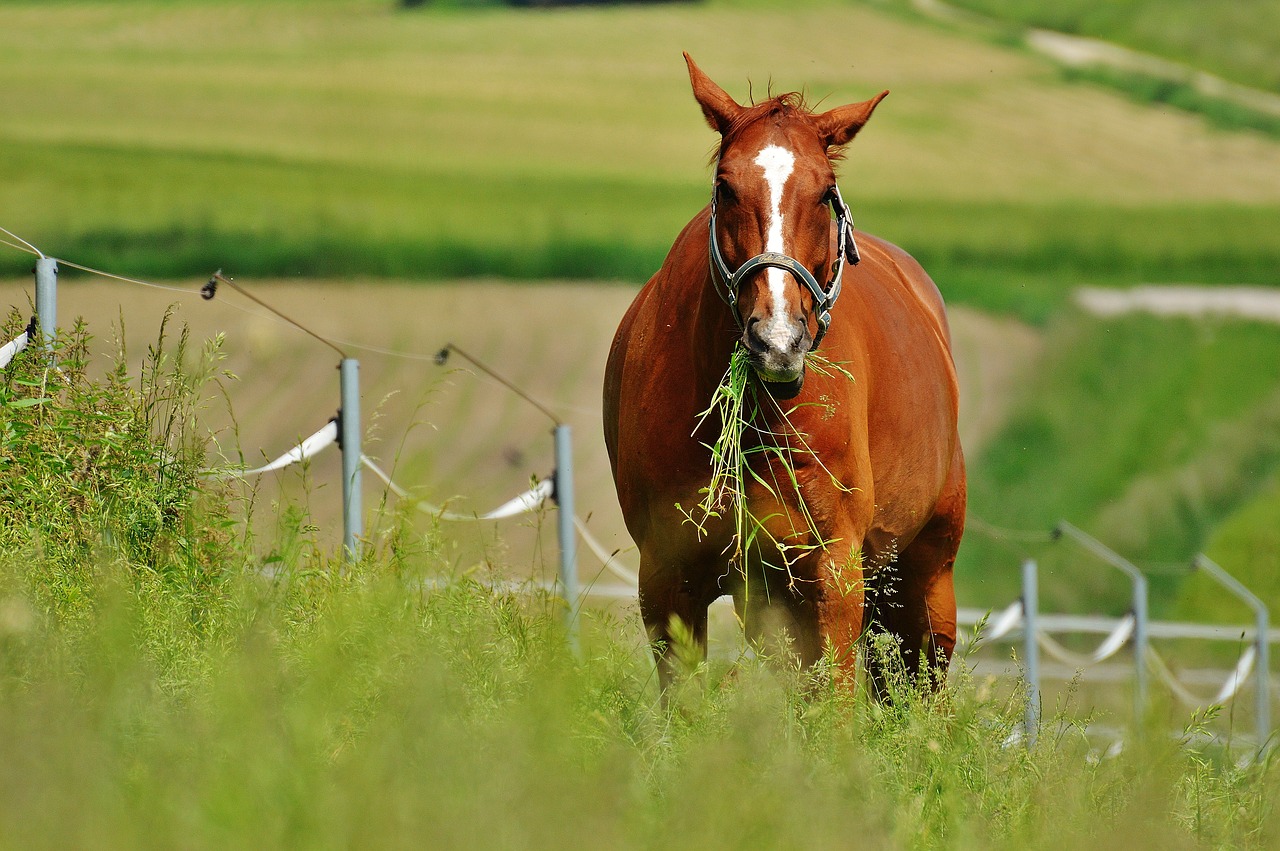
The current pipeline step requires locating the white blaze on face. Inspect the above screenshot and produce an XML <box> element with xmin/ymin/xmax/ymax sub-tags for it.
<box><xmin>753</xmin><ymin>144</ymin><xmax>797</xmax><ymax>350</ymax></box>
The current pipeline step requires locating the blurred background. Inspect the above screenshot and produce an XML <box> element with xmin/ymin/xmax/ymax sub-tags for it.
<box><xmin>3</xmin><ymin>0</ymin><xmax>1279</xmax><ymax>644</ymax></box>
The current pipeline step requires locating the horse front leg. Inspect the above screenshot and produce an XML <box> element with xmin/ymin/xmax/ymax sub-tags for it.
<box><xmin>864</xmin><ymin>497</ymin><xmax>963</xmax><ymax>700</ymax></box>
<box><xmin>733</xmin><ymin>541</ymin><xmax>866</xmax><ymax>687</ymax></box>
<box><xmin>812</xmin><ymin>542</ymin><xmax>868</xmax><ymax>688</ymax></box>
<box><xmin>638</xmin><ymin>555</ymin><xmax>713</xmax><ymax>695</ymax></box>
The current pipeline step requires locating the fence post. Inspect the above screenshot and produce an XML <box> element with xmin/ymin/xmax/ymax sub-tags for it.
<box><xmin>1022</xmin><ymin>558</ymin><xmax>1040</xmax><ymax>746</ymax></box>
<box><xmin>1194</xmin><ymin>554</ymin><xmax>1271</xmax><ymax>751</ymax></box>
<box><xmin>34</xmin><ymin>257</ymin><xmax>57</xmax><ymax>349</ymax></box>
<box><xmin>340</xmin><ymin>358</ymin><xmax>363</xmax><ymax>561</ymax></box>
<box><xmin>1055</xmin><ymin>522</ymin><xmax>1149</xmax><ymax>731</ymax></box>
<box><xmin>553</xmin><ymin>424</ymin><xmax>579</xmax><ymax>649</ymax></box>
<box><xmin>1133</xmin><ymin>570</ymin><xmax>1149</xmax><ymax>728</ymax></box>
<box><xmin>1258</xmin><ymin>605</ymin><xmax>1271</xmax><ymax>752</ymax></box>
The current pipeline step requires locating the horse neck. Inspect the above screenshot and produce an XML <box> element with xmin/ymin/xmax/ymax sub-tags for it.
<box><xmin>685</xmin><ymin>240</ymin><xmax>742</xmax><ymax>400</ymax></box>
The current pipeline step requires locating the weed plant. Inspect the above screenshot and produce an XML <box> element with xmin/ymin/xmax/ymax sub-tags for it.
<box><xmin>2</xmin><ymin>315</ymin><xmax>1279</xmax><ymax>848</ymax></box>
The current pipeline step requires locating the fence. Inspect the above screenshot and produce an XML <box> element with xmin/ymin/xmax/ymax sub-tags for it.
<box><xmin>960</xmin><ymin>521</ymin><xmax>1274</xmax><ymax>753</ymax></box>
<box><xmin>1</xmin><ymin>230</ymin><xmax>596</xmax><ymax>637</ymax></box>
<box><xmin>2</xmin><ymin>226</ymin><xmax>1274</xmax><ymax>754</ymax></box>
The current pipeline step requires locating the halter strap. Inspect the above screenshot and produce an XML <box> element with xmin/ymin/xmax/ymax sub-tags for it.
<box><xmin>708</xmin><ymin>184</ymin><xmax>859</xmax><ymax>350</ymax></box>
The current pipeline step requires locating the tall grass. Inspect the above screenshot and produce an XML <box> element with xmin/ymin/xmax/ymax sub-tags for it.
<box><xmin>679</xmin><ymin>345</ymin><xmax>856</xmax><ymax>597</ymax></box>
<box><xmin>3</xmin><ymin>314</ymin><xmax>1278</xmax><ymax>847</ymax></box>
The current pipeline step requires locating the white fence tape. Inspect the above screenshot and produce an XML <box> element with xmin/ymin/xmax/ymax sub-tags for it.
<box><xmin>0</xmin><ymin>323</ymin><xmax>32</xmax><ymax>369</ymax></box>
<box><xmin>1036</xmin><ymin>613</ymin><xmax>1135</xmax><ymax>668</ymax></box>
<box><xmin>573</xmin><ymin>516</ymin><xmax>640</xmax><ymax>586</ymax></box>
<box><xmin>211</xmin><ymin>419</ymin><xmax>339</xmax><ymax>478</ymax></box>
<box><xmin>982</xmin><ymin>600</ymin><xmax>1025</xmax><ymax>642</ymax></box>
<box><xmin>362</xmin><ymin>455</ymin><xmax>552</xmax><ymax>522</ymax></box>
<box><xmin>1148</xmin><ymin>645</ymin><xmax>1257</xmax><ymax>709</ymax></box>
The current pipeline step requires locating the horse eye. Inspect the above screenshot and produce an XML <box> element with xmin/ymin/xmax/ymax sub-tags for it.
<box><xmin>716</xmin><ymin>180</ymin><xmax>736</xmax><ymax>203</ymax></box>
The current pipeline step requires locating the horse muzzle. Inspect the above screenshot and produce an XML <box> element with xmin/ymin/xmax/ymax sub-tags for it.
<box><xmin>743</xmin><ymin>319</ymin><xmax>808</xmax><ymax>399</ymax></box>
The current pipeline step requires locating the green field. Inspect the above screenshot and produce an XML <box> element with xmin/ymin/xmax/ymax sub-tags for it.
<box><xmin>960</xmin><ymin>311</ymin><xmax>1280</xmax><ymax>617</ymax></box>
<box><xmin>943</xmin><ymin>0</ymin><xmax>1280</xmax><ymax>93</ymax></box>
<box><xmin>5</xmin><ymin>1</ymin><xmax>1280</xmax><ymax>839</ymax></box>
<box><xmin>4</xmin><ymin>0</ymin><xmax>1280</xmax><ymax>316</ymax></box>
<box><xmin>2</xmin><ymin>335</ymin><xmax>1276</xmax><ymax>849</ymax></box>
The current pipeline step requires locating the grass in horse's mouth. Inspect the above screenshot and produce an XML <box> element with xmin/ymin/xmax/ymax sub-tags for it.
<box><xmin>678</xmin><ymin>345</ymin><xmax>855</xmax><ymax>600</ymax></box>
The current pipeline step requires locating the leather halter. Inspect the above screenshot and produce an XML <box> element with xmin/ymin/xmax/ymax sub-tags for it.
<box><xmin>708</xmin><ymin>182</ymin><xmax>860</xmax><ymax>350</ymax></box>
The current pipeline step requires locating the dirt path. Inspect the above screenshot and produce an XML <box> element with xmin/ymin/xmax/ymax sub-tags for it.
<box><xmin>1076</xmin><ymin>285</ymin><xmax>1280</xmax><ymax>324</ymax></box>
<box><xmin>912</xmin><ymin>0</ymin><xmax>1280</xmax><ymax>119</ymax></box>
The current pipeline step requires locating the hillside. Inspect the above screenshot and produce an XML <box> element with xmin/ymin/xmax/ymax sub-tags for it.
<box><xmin>939</xmin><ymin>0</ymin><xmax>1280</xmax><ymax>93</ymax></box>
<box><xmin>3</xmin><ymin>0</ymin><xmax>1280</xmax><ymax>313</ymax></box>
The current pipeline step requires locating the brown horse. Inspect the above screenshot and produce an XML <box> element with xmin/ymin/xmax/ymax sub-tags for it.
<box><xmin>604</xmin><ymin>55</ymin><xmax>965</xmax><ymax>692</ymax></box>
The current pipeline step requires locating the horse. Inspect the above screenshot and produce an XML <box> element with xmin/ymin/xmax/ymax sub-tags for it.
<box><xmin>603</xmin><ymin>54</ymin><xmax>965</xmax><ymax>693</ymax></box>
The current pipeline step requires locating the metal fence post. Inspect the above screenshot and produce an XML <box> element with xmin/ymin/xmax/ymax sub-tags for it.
<box><xmin>1258</xmin><ymin>605</ymin><xmax>1271</xmax><ymax>751</ymax></box>
<box><xmin>553</xmin><ymin>424</ymin><xmax>579</xmax><ymax>649</ymax></box>
<box><xmin>34</xmin><ymin>257</ymin><xmax>57</xmax><ymax>349</ymax></box>
<box><xmin>1023</xmin><ymin>558</ymin><xmax>1041</xmax><ymax>746</ymax></box>
<box><xmin>1133</xmin><ymin>570</ymin><xmax>1149</xmax><ymax>728</ymax></box>
<box><xmin>1194</xmin><ymin>554</ymin><xmax>1271</xmax><ymax>751</ymax></box>
<box><xmin>1056</xmin><ymin>522</ymin><xmax>1149</xmax><ymax>730</ymax></box>
<box><xmin>340</xmin><ymin>358</ymin><xmax>363</xmax><ymax>561</ymax></box>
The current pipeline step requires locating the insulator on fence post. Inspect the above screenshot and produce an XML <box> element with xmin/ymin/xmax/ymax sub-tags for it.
<box><xmin>553</xmin><ymin>424</ymin><xmax>579</xmax><ymax>650</ymax></box>
<box><xmin>1022</xmin><ymin>558</ymin><xmax>1040</xmax><ymax>746</ymax></box>
<box><xmin>34</xmin><ymin>257</ymin><xmax>57</xmax><ymax>350</ymax></box>
<box><xmin>339</xmin><ymin>358</ymin><xmax>363</xmax><ymax>561</ymax></box>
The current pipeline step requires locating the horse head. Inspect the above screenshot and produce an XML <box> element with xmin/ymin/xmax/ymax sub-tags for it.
<box><xmin>686</xmin><ymin>53</ymin><xmax>887</xmax><ymax>398</ymax></box>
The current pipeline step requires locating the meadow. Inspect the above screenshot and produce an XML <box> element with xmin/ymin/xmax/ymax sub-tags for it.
<box><xmin>3</xmin><ymin>0</ymin><xmax>1280</xmax><ymax>322</ymax></box>
<box><xmin>2</xmin><ymin>327</ymin><xmax>1277</xmax><ymax>849</ymax></box>
<box><xmin>940</xmin><ymin>0</ymin><xmax>1280</xmax><ymax>93</ymax></box>
<box><xmin>4</xmin><ymin>0</ymin><xmax>1280</xmax><ymax>840</ymax></box>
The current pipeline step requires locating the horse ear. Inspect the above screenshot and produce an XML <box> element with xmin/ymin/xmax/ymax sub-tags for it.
<box><xmin>815</xmin><ymin>90</ymin><xmax>889</xmax><ymax>148</ymax></box>
<box><xmin>684</xmin><ymin>52</ymin><xmax>742</xmax><ymax>135</ymax></box>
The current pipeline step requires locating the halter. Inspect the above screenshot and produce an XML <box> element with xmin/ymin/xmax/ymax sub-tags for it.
<box><xmin>708</xmin><ymin>182</ymin><xmax>860</xmax><ymax>350</ymax></box>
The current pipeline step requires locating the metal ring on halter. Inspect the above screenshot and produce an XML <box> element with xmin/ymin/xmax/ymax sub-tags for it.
<box><xmin>708</xmin><ymin>184</ymin><xmax>859</xmax><ymax>350</ymax></box>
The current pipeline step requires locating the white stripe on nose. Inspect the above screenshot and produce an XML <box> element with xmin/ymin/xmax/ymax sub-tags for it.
<box><xmin>754</xmin><ymin>144</ymin><xmax>797</xmax><ymax>350</ymax></box>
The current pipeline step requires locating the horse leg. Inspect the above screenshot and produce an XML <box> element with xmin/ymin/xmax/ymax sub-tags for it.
<box><xmin>812</xmin><ymin>544</ymin><xmax>868</xmax><ymax>687</ymax></box>
<box><xmin>734</xmin><ymin>544</ymin><xmax>866</xmax><ymax>687</ymax></box>
<box><xmin>735</xmin><ymin>584</ymin><xmax>822</xmax><ymax>669</ymax></box>
<box><xmin>639</xmin><ymin>558</ymin><xmax>713</xmax><ymax>694</ymax></box>
<box><xmin>864</xmin><ymin>500</ymin><xmax>963</xmax><ymax>700</ymax></box>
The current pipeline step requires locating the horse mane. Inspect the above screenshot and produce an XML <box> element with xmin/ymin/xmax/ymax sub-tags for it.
<box><xmin>711</xmin><ymin>91</ymin><xmax>844</xmax><ymax>165</ymax></box>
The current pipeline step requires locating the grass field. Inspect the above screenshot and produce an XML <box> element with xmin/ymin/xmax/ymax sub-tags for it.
<box><xmin>960</xmin><ymin>309</ymin><xmax>1280</xmax><ymax>617</ymax></box>
<box><xmin>941</xmin><ymin>0</ymin><xmax>1280</xmax><ymax>93</ymax></box>
<box><xmin>2</xmin><ymin>337</ymin><xmax>1277</xmax><ymax>849</ymax></box>
<box><xmin>4</xmin><ymin>2</ymin><xmax>1280</xmax><ymax>838</ymax></box>
<box><xmin>3</xmin><ymin>0</ymin><xmax>1280</xmax><ymax>314</ymax></box>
